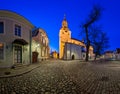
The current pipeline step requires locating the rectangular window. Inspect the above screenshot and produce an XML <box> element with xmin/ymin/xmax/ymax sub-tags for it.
<box><xmin>0</xmin><ymin>22</ymin><xmax>4</xmax><ymax>34</ymax></box>
<box><xmin>0</xmin><ymin>43</ymin><xmax>4</xmax><ymax>59</ymax></box>
<box><xmin>15</xmin><ymin>25</ymin><xmax>21</xmax><ymax>37</ymax></box>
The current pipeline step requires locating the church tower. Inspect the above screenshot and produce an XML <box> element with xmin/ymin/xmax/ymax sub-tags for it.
<box><xmin>59</xmin><ymin>16</ymin><xmax>71</xmax><ymax>59</ymax></box>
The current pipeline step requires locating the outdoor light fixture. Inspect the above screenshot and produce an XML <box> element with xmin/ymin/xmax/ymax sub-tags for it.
<box><xmin>6</xmin><ymin>44</ymin><xmax>11</xmax><ymax>49</ymax></box>
<box><xmin>37</xmin><ymin>44</ymin><xmax>40</xmax><ymax>47</ymax></box>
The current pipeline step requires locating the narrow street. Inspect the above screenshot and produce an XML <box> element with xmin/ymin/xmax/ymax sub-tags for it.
<box><xmin>0</xmin><ymin>60</ymin><xmax>120</xmax><ymax>94</ymax></box>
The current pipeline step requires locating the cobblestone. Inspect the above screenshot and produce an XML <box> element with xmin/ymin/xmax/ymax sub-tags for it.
<box><xmin>0</xmin><ymin>60</ymin><xmax>120</xmax><ymax>94</ymax></box>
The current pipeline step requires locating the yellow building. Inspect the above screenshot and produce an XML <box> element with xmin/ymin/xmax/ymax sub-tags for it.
<box><xmin>59</xmin><ymin>16</ymin><xmax>93</xmax><ymax>59</ymax></box>
<box><xmin>51</xmin><ymin>51</ymin><xmax>58</xmax><ymax>59</ymax></box>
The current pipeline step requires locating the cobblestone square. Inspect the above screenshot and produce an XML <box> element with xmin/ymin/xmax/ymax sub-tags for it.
<box><xmin>0</xmin><ymin>60</ymin><xmax>120</xmax><ymax>94</ymax></box>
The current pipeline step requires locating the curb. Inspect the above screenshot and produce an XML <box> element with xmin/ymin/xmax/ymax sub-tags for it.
<box><xmin>0</xmin><ymin>64</ymin><xmax>41</xmax><ymax>78</ymax></box>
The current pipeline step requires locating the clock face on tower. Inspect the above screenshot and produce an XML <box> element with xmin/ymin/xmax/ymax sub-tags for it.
<box><xmin>61</xmin><ymin>30</ymin><xmax>70</xmax><ymax>36</ymax></box>
<box><xmin>60</xmin><ymin>29</ymin><xmax>70</xmax><ymax>42</ymax></box>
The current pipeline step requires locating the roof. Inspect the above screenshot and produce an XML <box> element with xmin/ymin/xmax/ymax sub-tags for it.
<box><xmin>32</xmin><ymin>29</ymin><xmax>39</xmax><ymax>37</ymax></box>
<box><xmin>0</xmin><ymin>10</ymin><xmax>34</xmax><ymax>28</ymax></box>
<box><xmin>105</xmin><ymin>50</ymin><xmax>113</xmax><ymax>54</ymax></box>
<box><xmin>12</xmin><ymin>39</ymin><xmax>28</xmax><ymax>45</ymax></box>
<box><xmin>65</xmin><ymin>42</ymin><xmax>84</xmax><ymax>47</ymax></box>
<box><xmin>71</xmin><ymin>38</ymin><xmax>84</xmax><ymax>43</ymax></box>
<box><xmin>116</xmin><ymin>48</ymin><xmax>120</xmax><ymax>53</ymax></box>
<box><xmin>32</xmin><ymin>28</ymin><xmax>48</xmax><ymax>38</ymax></box>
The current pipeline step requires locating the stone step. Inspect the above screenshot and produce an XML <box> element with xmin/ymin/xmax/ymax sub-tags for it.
<box><xmin>11</xmin><ymin>64</ymin><xmax>29</xmax><ymax>69</ymax></box>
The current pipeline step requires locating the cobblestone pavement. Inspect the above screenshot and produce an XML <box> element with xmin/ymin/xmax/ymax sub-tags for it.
<box><xmin>0</xmin><ymin>60</ymin><xmax>120</xmax><ymax>94</ymax></box>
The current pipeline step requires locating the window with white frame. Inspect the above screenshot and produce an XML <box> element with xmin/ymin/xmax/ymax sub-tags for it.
<box><xmin>15</xmin><ymin>25</ymin><xmax>21</xmax><ymax>37</ymax></box>
<box><xmin>0</xmin><ymin>22</ymin><xmax>4</xmax><ymax>34</ymax></box>
<box><xmin>0</xmin><ymin>43</ymin><xmax>4</xmax><ymax>59</ymax></box>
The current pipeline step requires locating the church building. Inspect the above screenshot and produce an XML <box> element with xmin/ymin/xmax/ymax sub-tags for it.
<box><xmin>59</xmin><ymin>16</ymin><xmax>93</xmax><ymax>60</ymax></box>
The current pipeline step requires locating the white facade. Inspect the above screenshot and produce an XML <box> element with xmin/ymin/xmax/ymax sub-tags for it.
<box><xmin>63</xmin><ymin>43</ymin><xmax>84</xmax><ymax>60</ymax></box>
<box><xmin>0</xmin><ymin>10</ymin><xmax>34</xmax><ymax>67</ymax></box>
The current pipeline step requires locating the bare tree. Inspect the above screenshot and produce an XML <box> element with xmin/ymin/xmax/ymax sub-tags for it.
<box><xmin>82</xmin><ymin>5</ymin><xmax>102</xmax><ymax>61</ymax></box>
<box><xmin>89</xmin><ymin>25</ymin><xmax>109</xmax><ymax>60</ymax></box>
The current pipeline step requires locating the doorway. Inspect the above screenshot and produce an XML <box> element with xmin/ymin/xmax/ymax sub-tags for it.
<box><xmin>14</xmin><ymin>46</ymin><xmax>22</xmax><ymax>63</ymax></box>
<box><xmin>72</xmin><ymin>54</ymin><xmax>75</xmax><ymax>60</ymax></box>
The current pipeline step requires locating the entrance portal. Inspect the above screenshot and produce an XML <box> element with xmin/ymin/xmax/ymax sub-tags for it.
<box><xmin>32</xmin><ymin>52</ymin><xmax>39</xmax><ymax>63</ymax></box>
<box><xmin>14</xmin><ymin>46</ymin><xmax>22</xmax><ymax>63</ymax></box>
<box><xmin>72</xmin><ymin>55</ymin><xmax>75</xmax><ymax>60</ymax></box>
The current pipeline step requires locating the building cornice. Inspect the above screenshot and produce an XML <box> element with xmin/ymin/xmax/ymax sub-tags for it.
<box><xmin>0</xmin><ymin>10</ymin><xmax>34</xmax><ymax>28</ymax></box>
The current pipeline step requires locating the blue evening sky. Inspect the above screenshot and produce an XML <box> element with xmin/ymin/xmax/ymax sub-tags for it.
<box><xmin>0</xmin><ymin>0</ymin><xmax>120</xmax><ymax>52</ymax></box>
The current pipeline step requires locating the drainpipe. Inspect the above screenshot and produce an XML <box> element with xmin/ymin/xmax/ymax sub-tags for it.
<box><xmin>30</xmin><ymin>30</ymin><xmax>32</xmax><ymax>64</ymax></box>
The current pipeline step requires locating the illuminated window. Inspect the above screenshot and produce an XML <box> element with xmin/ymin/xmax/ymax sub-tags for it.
<box><xmin>0</xmin><ymin>43</ymin><xmax>4</xmax><ymax>59</ymax></box>
<box><xmin>15</xmin><ymin>25</ymin><xmax>21</xmax><ymax>37</ymax></box>
<box><xmin>0</xmin><ymin>22</ymin><xmax>4</xmax><ymax>34</ymax></box>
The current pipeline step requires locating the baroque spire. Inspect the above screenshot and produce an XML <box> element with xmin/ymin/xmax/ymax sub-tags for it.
<box><xmin>62</xmin><ymin>14</ymin><xmax>68</xmax><ymax>28</ymax></box>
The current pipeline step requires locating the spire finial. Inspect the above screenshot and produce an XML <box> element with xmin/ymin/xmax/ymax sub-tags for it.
<box><xmin>62</xmin><ymin>14</ymin><xmax>68</xmax><ymax>28</ymax></box>
<box><xmin>64</xmin><ymin>14</ymin><xmax>66</xmax><ymax>20</ymax></box>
